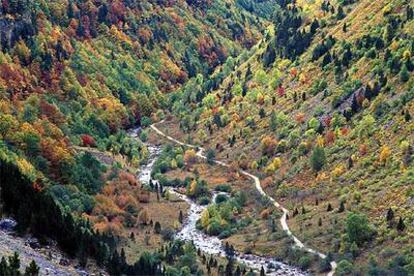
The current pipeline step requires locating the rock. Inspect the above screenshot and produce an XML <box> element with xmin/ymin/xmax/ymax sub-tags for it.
<box><xmin>0</xmin><ymin>218</ymin><xmax>17</xmax><ymax>231</ymax></box>
<box><xmin>25</xmin><ymin>237</ymin><xmax>41</xmax><ymax>249</ymax></box>
<box><xmin>59</xmin><ymin>258</ymin><xmax>70</xmax><ymax>266</ymax></box>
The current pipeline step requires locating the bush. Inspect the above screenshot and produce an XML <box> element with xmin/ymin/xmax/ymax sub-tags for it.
<box><xmin>207</xmin><ymin>220</ymin><xmax>224</xmax><ymax>236</ymax></box>
<box><xmin>215</xmin><ymin>194</ymin><xmax>229</xmax><ymax>204</ymax></box>
<box><xmin>197</xmin><ymin>196</ymin><xmax>210</xmax><ymax>205</ymax></box>
<box><xmin>161</xmin><ymin>227</ymin><xmax>175</xmax><ymax>241</ymax></box>
<box><xmin>298</xmin><ymin>256</ymin><xmax>312</xmax><ymax>270</ymax></box>
<box><xmin>218</xmin><ymin>230</ymin><xmax>232</xmax><ymax>239</ymax></box>
<box><xmin>215</xmin><ymin>184</ymin><xmax>232</xmax><ymax>193</ymax></box>
<box><xmin>141</xmin><ymin>116</ymin><xmax>152</xmax><ymax>127</ymax></box>
<box><xmin>336</xmin><ymin>260</ymin><xmax>354</xmax><ymax>275</ymax></box>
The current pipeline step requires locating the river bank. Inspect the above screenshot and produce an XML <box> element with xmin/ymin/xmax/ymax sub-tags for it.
<box><xmin>137</xmin><ymin>133</ymin><xmax>307</xmax><ymax>275</ymax></box>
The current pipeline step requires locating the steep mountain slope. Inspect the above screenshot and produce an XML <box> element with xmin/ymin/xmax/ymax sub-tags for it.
<box><xmin>0</xmin><ymin>0</ymin><xmax>272</xmax><ymax>272</ymax></box>
<box><xmin>169</xmin><ymin>0</ymin><xmax>414</xmax><ymax>274</ymax></box>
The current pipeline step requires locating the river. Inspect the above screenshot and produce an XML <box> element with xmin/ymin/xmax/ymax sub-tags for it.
<box><xmin>136</xmin><ymin>141</ymin><xmax>306</xmax><ymax>275</ymax></box>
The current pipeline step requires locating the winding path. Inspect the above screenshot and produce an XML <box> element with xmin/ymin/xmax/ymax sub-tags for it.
<box><xmin>150</xmin><ymin>122</ymin><xmax>337</xmax><ymax>276</ymax></box>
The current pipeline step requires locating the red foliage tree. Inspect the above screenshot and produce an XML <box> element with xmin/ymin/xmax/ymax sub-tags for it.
<box><xmin>277</xmin><ymin>85</ymin><xmax>285</xmax><ymax>97</ymax></box>
<box><xmin>81</xmin><ymin>134</ymin><xmax>96</xmax><ymax>147</ymax></box>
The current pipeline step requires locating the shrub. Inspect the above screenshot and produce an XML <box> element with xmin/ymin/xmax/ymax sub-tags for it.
<box><xmin>215</xmin><ymin>184</ymin><xmax>232</xmax><ymax>193</ymax></box>
<box><xmin>161</xmin><ymin>227</ymin><xmax>175</xmax><ymax>241</ymax></box>
<box><xmin>197</xmin><ymin>196</ymin><xmax>210</xmax><ymax>205</ymax></box>
<box><xmin>207</xmin><ymin>220</ymin><xmax>224</xmax><ymax>236</ymax></box>
<box><xmin>215</xmin><ymin>194</ymin><xmax>229</xmax><ymax>204</ymax></box>
<box><xmin>298</xmin><ymin>256</ymin><xmax>312</xmax><ymax>270</ymax></box>
<box><xmin>141</xmin><ymin>116</ymin><xmax>152</xmax><ymax>127</ymax></box>
<box><xmin>336</xmin><ymin>260</ymin><xmax>354</xmax><ymax>275</ymax></box>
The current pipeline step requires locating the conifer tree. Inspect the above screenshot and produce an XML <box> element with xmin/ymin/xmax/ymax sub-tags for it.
<box><xmin>397</xmin><ymin>217</ymin><xmax>405</xmax><ymax>232</ymax></box>
<box><xmin>25</xmin><ymin>260</ymin><xmax>40</xmax><ymax>276</ymax></box>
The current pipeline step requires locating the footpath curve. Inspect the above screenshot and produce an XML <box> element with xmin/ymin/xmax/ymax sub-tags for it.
<box><xmin>150</xmin><ymin>122</ymin><xmax>337</xmax><ymax>276</ymax></box>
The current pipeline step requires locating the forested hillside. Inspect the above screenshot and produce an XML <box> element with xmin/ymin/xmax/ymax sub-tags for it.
<box><xmin>0</xmin><ymin>0</ymin><xmax>271</xmax><ymax>273</ymax></box>
<box><xmin>168</xmin><ymin>0</ymin><xmax>414</xmax><ymax>274</ymax></box>
<box><xmin>2</xmin><ymin>0</ymin><xmax>414</xmax><ymax>274</ymax></box>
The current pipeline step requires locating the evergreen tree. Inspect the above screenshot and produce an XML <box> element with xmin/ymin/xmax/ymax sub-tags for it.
<box><xmin>154</xmin><ymin>221</ymin><xmax>161</xmax><ymax>234</ymax></box>
<box><xmin>310</xmin><ymin>19</ymin><xmax>320</xmax><ymax>34</ymax></box>
<box><xmin>206</xmin><ymin>149</ymin><xmax>216</xmax><ymax>165</ymax></box>
<box><xmin>338</xmin><ymin>201</ymin><xmax>345</xmax><ymax>213</ymax></box>
<box><xmin>260</xmin><ymin>266</ymin><xmax>265</xmax><ymax>276</ymax></box>
<box><xmin>386</xmin><ymin>208</ymin><xmax>394</xmax><ymax>222</ymax></box>
<box><xmin>404</xmin><ymin>110</ymin><xmax>412</xmax><ymax>122</ymax></box>
<box><xmin>270</xmin><ymin>111</ymin><xmax>277</xmax><ymax>131</ymax></box>
<box><xmin>327</xmin><ymin>203</ymin><xmax>333</xmax><ymax>212</ymax></box>
<box><xmin>397</xmin><ymin>217</ymin><xmax>405</xmax><ymax>232</ymax></box>
<box><xmin>337</xmin><ymin>6</ymin><xmax>345</xmax><ymax>20</ymax></box>
<box><xmin>0</xmin><ymin>257</ymin><xmax>9</xmax><ymax>276</ymax></box>
<box><xmin>259</xmin><ymin>108</ymin><xmax>266</xmax><ymax>118</ymax></box>
<box><xmin>25</xmin><ymin>260</ymin><xmax>40</xmax><ymax>276</ymax></box>
<box><xmin>400</xmin><ymin>64</ymin><xmax>410</xmax><ymax>82</ymax></box>
<box><xmin>8</xmin><ymin>252</ymin><xmax>20</xmax><ymax>275</ymax></box>
<box><xmin>310</xmin><ymin>146</ymin><xmax>326</xmax><ymax>172</ymax></box>
<box><xmin>179</xmin><ymin>210</ymin><xmax>184</xmax><ymax>224</ymax></box>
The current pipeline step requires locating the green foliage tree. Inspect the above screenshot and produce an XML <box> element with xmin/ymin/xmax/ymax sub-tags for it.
<box><xmin>346</xmin><ymin>212</ymin><xmax>374</xmax><ymax>246</ymax></box>
<box><xmin>336</xmin><ymin>259</ymin><xmax>354</xmax><ymax>275</ymax></box>
<box><xmin>206</xmin><ymin>149</ymin><xmax>216</xmax><ymax>165</ymax></box>
<box><xmin>310</xmin><ymin>146</ymin><xmax>326</xmax><ymax>172</ymax></box>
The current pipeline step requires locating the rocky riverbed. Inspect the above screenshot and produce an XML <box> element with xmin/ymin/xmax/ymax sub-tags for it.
<box><xmin>137</xmin><ymin>141</ymin><xmax>306</xmax><ymax>276</ymax></box>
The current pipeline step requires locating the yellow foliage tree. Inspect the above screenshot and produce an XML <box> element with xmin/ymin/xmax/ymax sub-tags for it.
<box><xmin>188</xmin><ymin>179</ymin><xmax>197</xmax><ymax>196</ymax></box>
<box><xmin>379</xmin><ymin>146</ymin><xmax>391</xmax><ymax>165</ymax></box>
<box><xmin>200</xmin><ymin>209</ymin><xmax>209</xmax><ymax>228</ymax></box>
<box><xmin>332</xmin><ymin>164</ymin><xmax>346</xmax><ymax>178</ymax></box>
<box><xmin>184</xmin><ymin>149</ymin><xmax>197</xmax><ymax>166</ymax></box>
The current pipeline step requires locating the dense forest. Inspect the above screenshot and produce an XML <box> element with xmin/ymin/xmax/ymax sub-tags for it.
<box><xmin>0</xmin><ymin>0</ymin><xmax>270</xmax><ymax>273</ymax></box>
<box><xmin>1</xmin><ymin>0</ymin><xmax>414</xmax><ymax>275</ymax></box>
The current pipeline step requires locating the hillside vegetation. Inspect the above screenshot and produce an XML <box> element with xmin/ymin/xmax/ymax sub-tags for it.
<box><xmin>0</xmin><ymin>0</ymin><xmax>271</xmax><ymax>272</ymax></box>
<box><xmin>168</xmin><ymin>0</ymin><xmax>414</xmax><ymax>274</ymax></box>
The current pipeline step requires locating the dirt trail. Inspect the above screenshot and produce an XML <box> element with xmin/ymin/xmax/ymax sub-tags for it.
<box><xmin>151</xmin><ymin>121</ymin><xmax>337</xmax><ymax>276</ymax></box>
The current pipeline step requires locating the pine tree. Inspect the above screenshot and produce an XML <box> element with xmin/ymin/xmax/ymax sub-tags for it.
<box><xmin>338</xmin><ymin>201</ymin><xmax>345</xmax><ymax>213</ymax></box>
<box><xmin>25</xmin><ymin>260</ymin><xmax>40</xmax><ymax>276</ymax></box>
<box><xmin>397</xmin><ymin>217</ymin><xmax>405</xmax><ymax>232</ymax></box>
<box><xmin>8</xmin><ymin>252</ymin><xmax>20</xmax><ymax>275</ymax></box>
<box><xmin>400</xmin><ymin>64</ymin><xmax>410</xmax><ymax>82</ymax></box>
<box><xmin>260</xmin><ymin>266</ymin><xmax>265</xmax><ymax>276</ymax></box>
<box><xmin>404</xmin><ymin>110</ymin><xmax>412</xmax><ymax>122</ymax></box>
<box><xmin>259</xmin><ymin>108</ymin><xmax>266</xmax><ymax>118</ymax></box>
<box><xmin>310</xmin><ymin>146</ymin><xmax>326</xmax><ymax>172</ymax></box>
<box><xmin>327</xmin><ymin>203</ymin><xmax>333</xmax><ymax>212</ymax></box>
<box><xmin>179</xmin><ymin>210</ymin><xmax>184</xmax><ymax>224</ymax></box>
<box><xmin>337</xmin><ymin>6</ymin><xmax>345</xmax><ymax>20</ymax></box>
<box><xmin>0</xmin><ymin>257</ymin><xmax>9</xmax><ymax>276</ymax></box>
<box><xmin>270</xmin><ymin>111</ymin><xmax>277</xmax><ymax>131</ymax></box>
<box><xmin>154</xmin><ymin>221</ymin><xmax>161</xmax><ymax>234</ymax></box>
<box><xmin>386</xmin><ymin>208</ymin><xmax>394</xmax><ymax>222</ymax></box>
